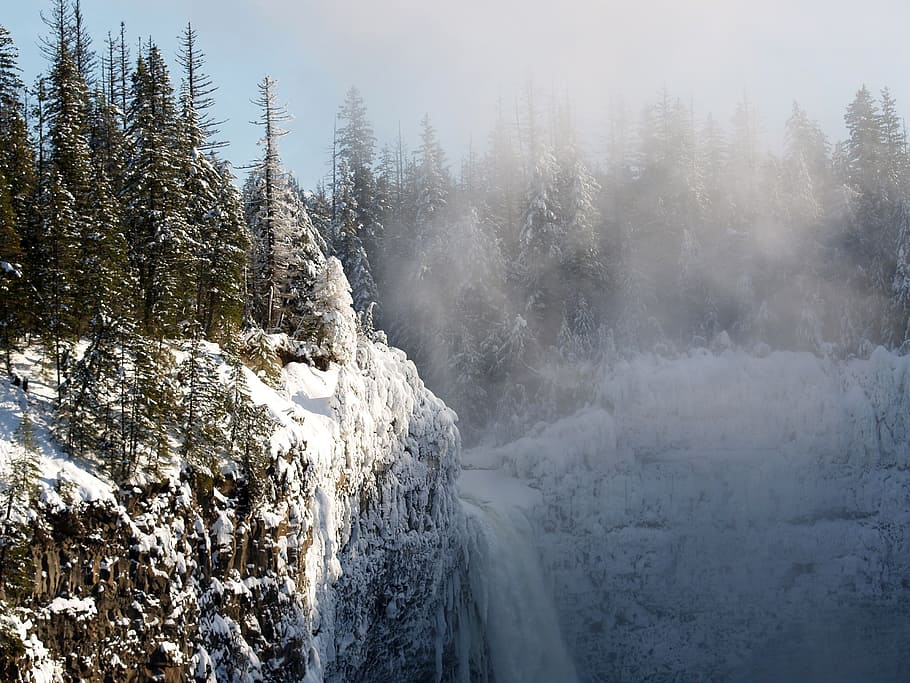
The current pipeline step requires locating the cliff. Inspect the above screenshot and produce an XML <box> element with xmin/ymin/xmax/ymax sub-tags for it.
<box><xmin>0</xmin><ymin>336</ymin><xmax>470</xmax><ymax>682</ymax></box>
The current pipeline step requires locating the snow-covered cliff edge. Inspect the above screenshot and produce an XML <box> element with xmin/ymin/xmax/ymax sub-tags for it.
<box><xmin>0</xmin><ymin>337</ymin><xmax>469</xmax><ymax>682</ymax></box>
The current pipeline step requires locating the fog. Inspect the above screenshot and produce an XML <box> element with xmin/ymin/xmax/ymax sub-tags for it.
<box><xmin>256</xmin><ymin>0</ymin><xmax>910</xmax><ymax>184</ymax></box>
<box><xmin>303</xmin><ymin>6</ymin><xmax>910</xmax><ymax>680</ymax></box>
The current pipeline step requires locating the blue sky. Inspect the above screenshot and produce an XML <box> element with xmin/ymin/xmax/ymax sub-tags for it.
<box><xmin>4</xmin><ymin>1</ymin><xmax>910</xmax><ymax>187</ymax></box>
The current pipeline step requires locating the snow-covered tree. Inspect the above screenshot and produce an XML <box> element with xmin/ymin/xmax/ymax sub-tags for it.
<box><xmin>123</xmin><ymin>43</ymin><xmax>195</xmax><ymax>334</ymax></box>
<box><xmin>244</xmin><ymin>75</ymin><xmax>324</xmax><ymax>333</ymax></box>
<box><xmin>332</xmin><ymin>161</ymin><xmax>377</xmax><ymax>312</ymax></box>
<box><xmin>177</xmin><ymin>333</ymin><xmax>226</xmax><ymax>474</ymax></box>
<box><xmin>0</xmin><ymin>411</ymin><xmax>40</xmax><ymax>598</ymax></box>
<box><xmin>224</xmin><ymin>350</ymin><xmax>274</xmax><ymax>514</ymax></box>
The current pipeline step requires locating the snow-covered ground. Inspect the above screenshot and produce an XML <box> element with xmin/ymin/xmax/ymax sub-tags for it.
<box><xmin>0</xmin><ymin>348</ymin><xmax>114</xmax><ymax>510</ymax></box>
<box><xmin>465</xmin><ymin>348</ymin><xmax>910</xmax><ymax>682</ymax></box>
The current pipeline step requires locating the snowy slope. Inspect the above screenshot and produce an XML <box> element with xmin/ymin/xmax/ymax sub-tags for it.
<box><xmin>0</xmin><ymin>349</ymin><xmax>114</xmax><ymax>511</ymax></box>
<box><xmin>466</xmin><ymin>348</ymin><xmax>910</xmax><ymax>682</ymax></box>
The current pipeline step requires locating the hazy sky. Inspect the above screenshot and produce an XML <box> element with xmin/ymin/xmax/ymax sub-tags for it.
<box><xmin>5</xmin><ymin>0</ymin><xmax>910</xmax><ymax>186</ymax></box>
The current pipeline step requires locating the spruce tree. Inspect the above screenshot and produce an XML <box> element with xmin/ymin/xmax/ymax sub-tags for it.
<box><xmin>62</xmin><ymin>309</ymin><xmax>131</xmax><ymax>463</ymax></box>
<box><xmin>176</xmin><ymin>23</ymin><xmax>224</xmax><ymax>150</ymax></box>
<box><xmin>0</xmin><ymin>410</ymin><xmax>40</xmax><ymax>598</ymax></box>
<box><xmin>844</xmin><ymin>86</ymin><xmax>882</xmax><ymax>195</ymax></box>
<box><xmin>176</xmin><ymin>39</ymin><xmax>248</xmax><ymax>341</ymax></box>
<box><xmin>332</xmin><ymin>161</ymin><xmax>377</xmax><ymax>312</ymax></box>
<box><xmin>0</xmin><ymin>32</ymin><xmax>29</xmax><ymax>371</ymax></box>
<box><xmin>335</xmin><ymin>87</ymin><xmax>380</xmax><ymax>310</ymax></box>
<box><xmin>123</xmin><ymin>43</ymin><xmax>195</xmax><ymax>334</ymax></box>
<box><xmin>224</xmin><ymin>350</ymin><xmax>273</xmax><ymax>514</ymax></box>
<box><xmin>244</xmin><ymin>76</ymin><xmax>324</xmax><ymax>333</ymax></box>
<box><xmin>177</xmin><ymin>331</ymin><xmax>226</xmax><ymax>474</ymax></box>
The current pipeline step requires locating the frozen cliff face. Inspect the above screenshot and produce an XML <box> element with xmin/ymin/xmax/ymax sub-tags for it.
<box><xmin>468</xmin><ymin>348</ymin><xmax>910</xmax><ymax>682</ymax></box>
<box><xmin>0</xmin><ymin>336</ymin><xmax>467</xmax><ymax>682</ymax></box>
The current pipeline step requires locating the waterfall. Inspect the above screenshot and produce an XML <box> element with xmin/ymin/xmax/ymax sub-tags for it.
<box><xmin>457</xmin><ymin>470</ymin><xmax>578</xmax><ymax>683</ymax></box>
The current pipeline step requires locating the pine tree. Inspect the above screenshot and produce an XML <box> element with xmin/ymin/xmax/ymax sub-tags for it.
<box><xmin>36</xmin><ymin>170</ymin><xmax>81</xmax><ymax>392</ymax></box>
<box><xmin>244</xmin><ymin>76</ymin><xmax>324</xmax><ymax>333</ymax></box>
<box><xmin>176</xmin><ymin>23</ymin><xmax>224</xmax><ymax>151</ymax></box>
<box><xmin>0</xmin><ymin>410</ymin><xmax>40</xmax><ymax>598</ymax></box>
<box><xmin>334</xmin><ymin>87</ymin><xmax>380</xmax><ymax>310</ymax></box>
<box><xmin>414</xmin><ymin>114</ymin><xmax>448</xmax><ymax>232</ymax></box>
<box><xmin>127</xmin><ymin>338</ymin><xmax>177</xmax><ymax>479</ymax></box>
<box><xmin>71</xmin><ymin>0</ymin><xmax>95</xmax><ymax>88</ymax></box>
<box><xmin>519</xmin><ymin>142</ymin><xmax>561</xmax><ymax>339</ymax></box>
<box><xmin>332</xmin><ymin>161</ymin><xmax>377</xmax><ymax>312</ymax></box>
<box><xmin>62</xmin><ymin>309</ymin><xmax>131</xmax><ymax>463</ymax></box>
<box><xmin>123</xmin><ymin>43</ymin><xmax>195</xmax><ymax>334</ymax></box>
<box><xmin>877</xmin><ymin>88</ymin><xmax>907</xmax><ymax>200</ymax></box>
<box><xmin>224</xmin><ymin>350</ymin><xmax>273</xmax><ymax>514</ymax></box>
<box><xmin>177</xmin><ymin>331</ymin><xmax>226</xmax><ymax>474</ymax></box>
<box><xmin>0</xmin><ymin>24</ymin><xmax>35</xmax><ymax>254</ymax></box>
<box><xmin>891</xmin><ymin>203</ymin><xmax>910</xmax><ymax>345</ymax></box>
<box><xmin>0</xmin><ymin>26</ymin><xmax>31</xmax><ymax>369</ymax></box>
<box><xmin>554</xmin><ymin>112</ymin><xmax>602</xmax><ymax>341</ymax></box>
<box><xmin>844</xmin><ymin>86</ymin><xmax>882</xmax><ymax>195</ymax></box>
<box><xmin>294</xmin><ymin>256</ymin><xmax>358</xmax><ymax>366</ymax></box>
<box><xmin>178</xmin><ymin>88</ymin><xmax>248</xmax><ymax>340</ymax></box>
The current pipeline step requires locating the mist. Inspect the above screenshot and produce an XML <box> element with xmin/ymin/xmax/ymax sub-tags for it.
<box><xmin>320</xmin><ymin>69</ymin><xmax>910</xmax><ymax>678</ymax></box>
<box><xmin>304</xmin><ymin>5</ymin><xmax>910</xmax><ymax>678</ymax></box>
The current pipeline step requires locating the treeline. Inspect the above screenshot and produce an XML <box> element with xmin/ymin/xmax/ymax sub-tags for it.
<box><xmin>0</xmin><ymin>2</ymin><xmax>354</xmax><ymax>484</ymax></box>
<box><xmin>310</xmin><ymin>89</ymin><xmax>910</xmax><ymax>439</ymax></box>
<box><xmin>5</xmin><ymin>2</ymin><xmax>910</xmax><ymax>448</ymax></box>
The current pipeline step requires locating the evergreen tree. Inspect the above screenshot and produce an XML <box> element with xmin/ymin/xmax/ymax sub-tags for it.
<box><xmin>878</xmin><ymin>88</ymin><xmax>909</xmax><ymax>200</ymax></box>
<box><xmin>334</xmin><ymin>87</ymin><xmax>380</xmax><ymax>310</ymax></box>
<box><xmin>176</xmin><ymin>22</ymin><xmax>224</xmax><ymax>150</ymax></box>
<box><xmin>62</xmin><ymin>309</ymin><xmax>132</xmax><ymax>463</ymax></box>
<box><xmin>414</xmin><ymin>114</ymin><xmax>449</xmax><ymax>233</ymax></box>
<box><xmin>332</xmin><ymin>161</ymin><xmax>377</xmax><ymax>312</ymax></box>
<box><xmin>36</xmin><ymin>170</ymin><xmax>81</xmax><ymax>392</ymax></box>
<box><xmin>244</xmin><ymin>75</ymin><xmax>324</xmax><ymax>333</ymax></box>
<box><xmin>519</xmin><ymin>143</ymin><xmax>561</xmax><ymax>340</ymax></box>
<box><xmin>177</xmin><ymin>331</ymin><xmax>226</xmax><ymax>474</ymax></box>
<box><xmin>0</xmin><ymin>25</ymin><xmax>31</xmax><ymax>368</ymax></box>
<box><xmin>224</xmin><ymin>350</ymin><xmax>273</xmax><ymax>514</ymax></box>
<box><xmin>123</xmin><ymin>43</ymin><xmax>195</xmax><ymax>334</ymax></box>
<box><xmin>0</xmin><ymin>411</ymin><xmax>40</xmax><ymax>598</ymax></box>
<box><xmin>126</xmin><ymin>338</ymin><xmax>177</xmax><ymax>479</ymax></box>
<box><xmin>293</xmin><ymin>256</ymin><xmax>358</xmax><ymax>366</ymax></box>
<box><xmin>0</xmin><ymin>24</ymin><xmax>35</xmax><ymax>254</ymax></box>
<box><xmin>554</xmin><ymin>113</ymin><xmax>602</xmax><ymax>341</ymax></box>
<box><xmin>891</xmin><ymin>203</ymin><xmax>910</xmax><ymax>345</ymax></box>
<box><xmin>844</xmin><ymin>86</ymin><xmax>882</xmax><ymax>195</ymax></box>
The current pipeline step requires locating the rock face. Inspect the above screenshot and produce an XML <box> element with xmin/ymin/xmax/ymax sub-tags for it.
<box><xmin>2</xmin><ymin>339</ymin><xmax>470</xmax><ymax>682</ymax></box>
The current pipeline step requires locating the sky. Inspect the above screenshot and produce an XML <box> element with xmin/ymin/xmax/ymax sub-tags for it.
<box><xmin>4</xmin><ymin>0</ymin><xmax>910</xmax><ymax>187</ymax></box>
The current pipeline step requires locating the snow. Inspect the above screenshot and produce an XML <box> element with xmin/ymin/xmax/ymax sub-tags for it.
<box><xmin>465</xmin><ymin>347</ymin><xmax>910</xmax><ymax>681</ymax></box>
<box><xmin>282</xmin><ymin>362</ymin><xmax>338</xmax><ymax>418</ymax></box>
<box><xmin>0</xmin><ymin>260</ymin><xmax>22</xmax><ymax>277</ymax></box>
<box><xmin>0</xmin><ymin>350</ymin><xmax>114</xmax><ymax>510</ymax></box>
<box><xmin>45</xmin><ymin>596</ymin><xmax>97</xmax><ymax>622</ymax></box>
<box><xmin>13</xmin><ymin>319</ymin><xmax>907</xmax><ymax>681</ymax></box>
